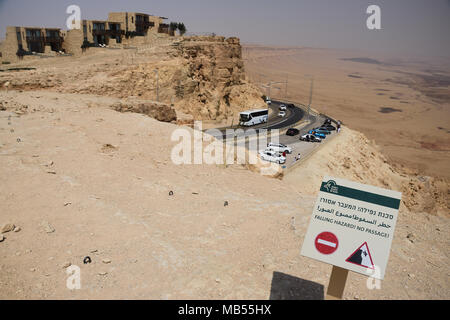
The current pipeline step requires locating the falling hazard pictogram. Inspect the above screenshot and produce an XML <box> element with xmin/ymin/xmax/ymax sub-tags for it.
<box><xmin>345</xmin><ymin>242</ymin><xmax>374</xmax><ymax>269</ymax></box>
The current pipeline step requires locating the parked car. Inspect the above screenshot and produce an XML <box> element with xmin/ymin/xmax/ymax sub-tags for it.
<box><xmin>308</xmin><ymin>130</ymin><xmax>326</xmax><ymax>139</ymax></box>
<box><xmin>286</xmin><ymin>128</ymin><xmax>300</xmax><ymax>136</ymax></box>
<box><xmin>300</xmin><ymin>134</ymin><xmax>322</xmax><ymax>142</ymax></box>
<box><xmin>278</xmin><ymin>111</ymin><xmax>286</xmax><ymax>117</ymax></box>
<box><xmin>323</xmin><ymin>118</ymin><xmax>332</xmax><ymax>126</ymax></box>
<box><xmin>287</xmin><ymin>103</ymin><xmax>295</xmax><ymax>108</ymax></box>
<box><xmin>312</xmin><ymin>127</ymin><xmax>331</xmax><ymax>135</ymax></box>
<box><xmin>279</xmin><ymin>105</ymin><xmax>287</xmax><ymax>111</ymax></box>
<box><xmin>321</xmin><ymin>124</ymin><xmax>336</xmax><ymax>131</ymax></box>
<box><xmin>266</xmin><ymin>97</ymin><xmax>272</xmax><ymax>105</ymax></box>
<box><xmin>267</xmin><ymin>142</ymin><xmax>293</xmax><ymax>154</ymax></box>
<box><xmin>259</xmin><ymin>150</ymin><xmax>286</xmax><ymax>164</ymax></box>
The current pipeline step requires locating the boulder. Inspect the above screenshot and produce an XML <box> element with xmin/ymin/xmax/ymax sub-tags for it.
<box><xmin>1</xmin><ymin>223</ymin><xmax>15</xmax><ymax>233</ymax></box>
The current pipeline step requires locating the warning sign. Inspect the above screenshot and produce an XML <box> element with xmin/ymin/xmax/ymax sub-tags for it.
<box><xmin>346</xmin><ymin>242</ymin><xmax>374</xmax><ymax>269</ymax></box>
<box><xmin>300</xmin><ymin>176</ymin><xmax>402</xmax><ymax>280</ymax></box>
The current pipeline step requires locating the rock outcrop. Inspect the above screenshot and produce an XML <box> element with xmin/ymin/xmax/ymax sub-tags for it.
<box><xmin>0</xmin><ymin>36</ymin><xmax>265</xmax><ymax>123</ymax></box>
<box><xmin>112</xmin><ymin>100</ymin><xmax>177</xmax><ymax>123</ymax></box>
<box><xmin>108</xmin><ymin>36</ymin><xmax>266</xmax><ymax>121</ymax></box>
<box><xmin>170</xmin><ymin>36</ymin><xmax>266</xmax><ymax>120</ymax></box>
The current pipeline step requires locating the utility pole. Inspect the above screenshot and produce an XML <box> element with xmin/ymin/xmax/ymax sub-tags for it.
<box><xmin>154</xmin><ymin>69</ymin><xmax>159</xmax><ymax>102</ymax></box>
<box><xmin>306</xmin><ymin>76</ymin><xmax>314</xmax><ymax>121</ymax></box>
<box><xmin>260</xmin><ymin>80</ymin><xmax>286</xmax><ymax>129</ymax></box>
<box><xmin>308</xmin><ymin>78</ymin><xmax>314</xmax><ymax>120</ymax></box>
<box><xmin>259</xmin><ymin>81</ymin><xmax>272</xmax><ymax>130</ymax></box>
<box><xmin>285</xmin><ymin>74</ymin><xmax>288</xmax><ymax>99</ymax></box>
<box><xmin>259</xmin><ymin>79</ymin><xmax>288</xmax><ymax>130</ymax></box>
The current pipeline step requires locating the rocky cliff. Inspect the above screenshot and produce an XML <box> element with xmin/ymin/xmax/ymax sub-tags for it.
<box><xmin>108</xmin><ymin>36</ymin><xmax>266</xmax><ymax>121</ymax></box>
<box><xmin>0</xmin><ymin>35</ymin><xmax>266</xmax><ymax>122</ymax></box>
<box><xmin>170</xmin><ymin>36</ymin><xmax>266</xmax><ymax>120</ymax></box>
<box><xmin>285</xmin><ymin>127</ymin><xmax>449</xmax><ymax>217</ymax></box>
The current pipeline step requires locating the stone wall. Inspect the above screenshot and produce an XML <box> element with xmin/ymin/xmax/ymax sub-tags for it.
<box><xmin>108</xmin><ymin>13</ymin><xmax>127</xmax><ymax>29</ymax></box>
<box><xmin>62</xmin><ymin>29</ymin><xmax>84</xmax><ymax>56</ymax></box>
<box><xmin>1</xmin><ymin>27</ymin><xmax>20</xmax><ymax>62</ymax></box>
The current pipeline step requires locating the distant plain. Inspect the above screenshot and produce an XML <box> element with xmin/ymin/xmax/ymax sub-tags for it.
<box><xmin>243</xmin><ymin>45</ymin><xmax>450</xmax><ymax>179</ymax></box>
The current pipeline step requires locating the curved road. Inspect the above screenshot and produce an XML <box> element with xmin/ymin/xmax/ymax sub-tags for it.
<box><xmin>205</xmin><ymin>99</ymin><xmax>336</xmax><ymax>170</ymax></box>
<box><xmin>212</xmin><ymin>100</ymin><xmax>306</xmax><ymax>139</ymax></box>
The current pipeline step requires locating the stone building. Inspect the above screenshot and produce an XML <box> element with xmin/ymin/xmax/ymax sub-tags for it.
<box><xmin>0</xmin><ymin>11</ymin><xmax>172</xmax><ymax>62</ymax></box>
<box><xmin>107</xmin><ymin>12</ymin><xmax>168</xmax><ymax>36</ymax></box>
<box><xmin>79</xmin><ymin>19</ymin><xmax>124</xmax><ymax>45</ymax></box>
<box><xmin>0</xmin><ymin>26</ymin><xmax>63</xmax><ymax>61</ymax></box>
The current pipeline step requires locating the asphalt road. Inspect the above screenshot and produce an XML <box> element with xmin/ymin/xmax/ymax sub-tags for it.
<box><xmin>213</xmin><ymin>100</ymin><xmax>305</xmax><ymax>139</ymax></box>
<box><xmin>254</xmin><ymin>100</ymin><xmax>305</xmax><ymax>130</ymax></box>
<box><xmin>281</xmin><ymin>125</ymin><xmax>337</xmax><ymax>169</ymax></box>
<box><xmin>207</xmin><ymin>100</ymin><xmax>336</xmax><ymax>170</ymax></box>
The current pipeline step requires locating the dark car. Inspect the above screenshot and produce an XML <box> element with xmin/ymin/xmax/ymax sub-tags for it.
<box><xmin>287</xmin><ymin>103</ymin><xmax>295</xmax><ymax>108</ymax></box>
<box><xmin>323</xmin><ymin>118</ymin><xmax>332</xmax><ymax>126</ymax></box>
<box><xmin>317</xmin><ymin>125</ymin><xmax>336</xmax><ymax>131</ymax></box>
<box><xmin>286</xmin><ymin>128</ymin><xmax>300</xmax><ymax>136</ymax></box>
<box><xmin>321</xmin><ymin>124</ymin><xmax>336</xmax><ymax>131</ymax></box>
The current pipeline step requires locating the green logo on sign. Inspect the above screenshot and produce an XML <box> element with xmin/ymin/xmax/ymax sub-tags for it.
<box><xmin>324</xmin><ymin>180</ymin><xmax>339</xmax><ymax>194</ymax></box>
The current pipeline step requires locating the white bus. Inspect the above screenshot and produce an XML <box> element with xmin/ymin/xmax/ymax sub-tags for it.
<box><xmin>239</xmin><ymin>109</ymin><xmax>269</xmax><ymax>126</ymax></box>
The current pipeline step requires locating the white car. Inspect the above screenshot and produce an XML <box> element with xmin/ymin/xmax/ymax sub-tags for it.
<box><xmin>300</xmin><ymin>134</ymin><xmax>322</xmax><ymax>143</ymax></box>
<box><xmin>267</xmin><ymin>142</ymin><xmax>292</xmax><ymax>154</ymax></box>
<box><xmin>259</xmin><ymin>150</ymin><xmax>286</xmax><ymax>164</ymax></box>
<box><xmin>266</xmin><ymin>97</ymin><xmax>272</xmax><ymax>105</ymax></box>
<box><xmin>279</xmin><ymin>105</ymin><xmax>287</xmax><ymax>111</ymax></box>
<box><xmin>278</xmin><ymin>111</ymin><xmax>286</xmax><ymax>117</ymax></box>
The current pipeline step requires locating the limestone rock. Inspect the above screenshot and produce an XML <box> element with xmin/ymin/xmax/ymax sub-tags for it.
<box><xmin>112</xmin><ymin>100</ymin><xmax>177</xmax><ymax>123</ymax></box>
<box><xmin>1</xmin><ymin>223</ymin><xmax>15</xmax><ymax>233</ymax></box>
<box><xmin>41</xmin><ymin>221</ymin><xmax>55</xmax><ymax>233</ymax></box>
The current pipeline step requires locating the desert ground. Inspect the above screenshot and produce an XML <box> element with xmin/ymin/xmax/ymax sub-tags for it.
<box><xmin>243</xmin><ymin>45</ymin><xmax>450</xmax><ymax>179</ymax></box>
<box><xmin>0</xmin><ymin>40</ymin><xmax>449</xmax><ymax>299</ymax></box>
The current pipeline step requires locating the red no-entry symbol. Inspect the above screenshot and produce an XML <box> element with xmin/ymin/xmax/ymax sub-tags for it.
<box><xmin>315</xmin><ymin>232</ymin><xmax>339</xmax><ymax>255</ymax></box>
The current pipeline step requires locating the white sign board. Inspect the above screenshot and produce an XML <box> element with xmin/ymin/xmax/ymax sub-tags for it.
<box><xmin>301</xmin><ymin>176</ymin><xmax>402</xmax><ymax>279</ymax></box>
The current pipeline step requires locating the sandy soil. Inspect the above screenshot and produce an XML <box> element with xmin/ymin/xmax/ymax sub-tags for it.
<box><xmin>0</xmin><ymin>89</ymin><xmax>448</xmax><ymax>299</ymax></box>
<box><xmin>243</xmin><ymin>45</ymin><xmax>450</xmax><ymax>179</ymax></box>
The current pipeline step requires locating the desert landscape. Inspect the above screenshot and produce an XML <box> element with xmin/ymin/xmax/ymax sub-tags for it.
<box><xmin>243</xmin><ymin>45</ymin><xmax>450</xmax><ymax>179</ymax></box>
<box><xmin>0</xmin><ymin>32</ymin><xmax>449</xmax><ymax>299</ymax></box>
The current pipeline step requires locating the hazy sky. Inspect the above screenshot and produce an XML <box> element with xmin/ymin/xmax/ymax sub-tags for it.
<box><xmin>0</xmin><ymin>0</ymin><xmax>449</xmax><ymax>57</ymax></box>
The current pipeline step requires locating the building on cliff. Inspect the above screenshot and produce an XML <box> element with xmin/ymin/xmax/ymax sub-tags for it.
<box><xmin>0</xmin><ymin>26</ymin><xmax>64</xmax><ymax>62</ymax></box>
<box><xmin>0</xmin><ymin>11</ymin><xmax>170</xmax><ymax>62</ymax></box>
<box><xmin>107</xmin><ymin>12</ymin><xmax>168</xmax><ymax>36</ymax></box>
